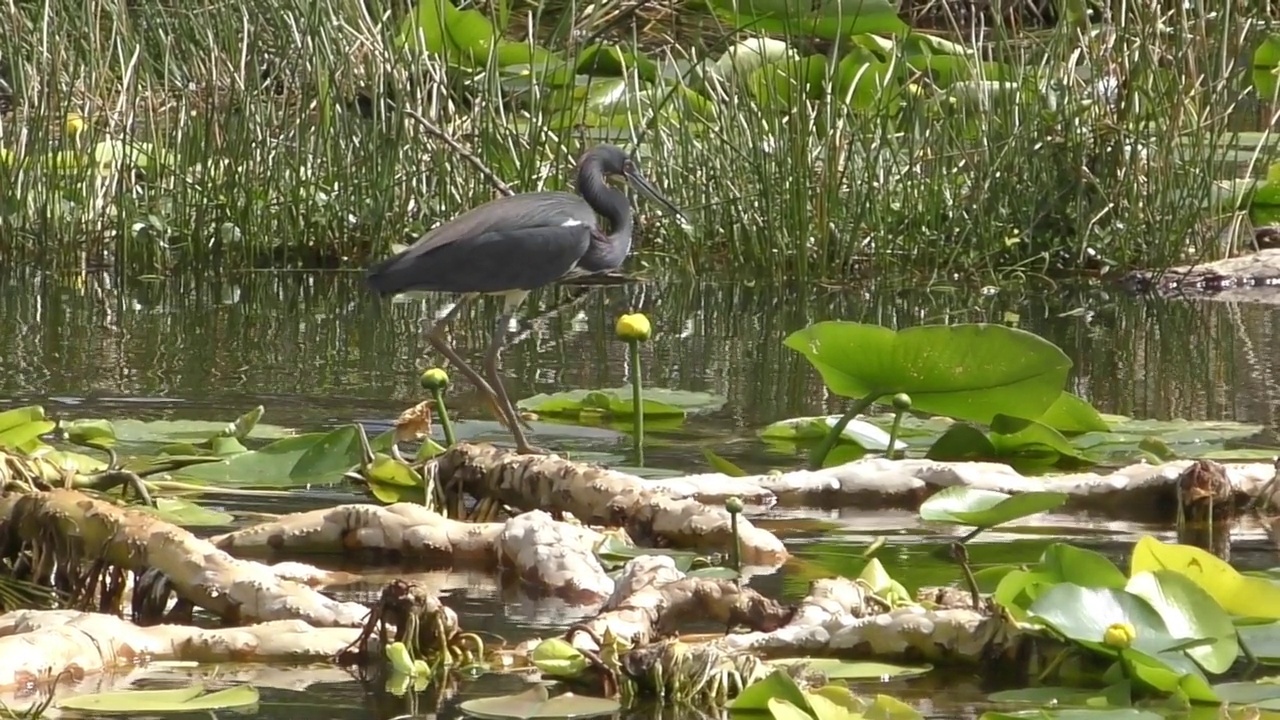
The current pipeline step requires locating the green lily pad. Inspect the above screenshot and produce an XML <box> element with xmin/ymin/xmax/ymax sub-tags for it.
<box><xmin>765</xmin><ymin>658</ymin><xmax>933</xmax><ymax>680</ymax></box>
<box><xmin>55</xmin><ymin>684</ymin><xmax>259</xmax><ymax>712</ymax></box>
<box><xmin>1131</xmin><ymin>536</ymin><xmax>1280</xmax><ymax>620</ymax></box>
<box><xmin>918</xmin><ymin>487</ymin><xmax>1068</xmax><ymax>528</ymax></box>
<box><xmin>109</xmin><ymin>416</ymin><xmax>293</xmax><ymax>447</ymax></box>
<box><xmin>530</xmin><ymin>638</ymin><xmax>588</xmax><ymax>678</ymax></box>
<box><xmin>980</xmin><ymin>711</ymin><xmax>1164</xmax><ymax>720</ymax></box>
<box><xmin>172</xmin><ymin>432</ymin><xmax>357</xmax><ymax>488</ymax></box>
<box><xmin>135</xmin><ymin>498</ymin><xmax>236</xmax><ymax>527</ymax></box>
<box><xmin>517</xmin><ymin>387</ymin><xmax>725</xmax><ymax>419</ymax></box>
<box><xmin>987</xmin><ymin>684</ymin><xmax>1132</xmax><ymax>707</ymax></box>
<box><xmin>760</xmin><ymin>416</ymin><xmax>909</xmax><ymax>451</ymax></box>
<box><xmin>1125</xmin><ymin>569</ymin><xmax>1239</xmax><ymax>674</ymax></box>
<box><xmin>783</xmin><ymin>322</ymin><xmax>1072</xmax><ymax>427</ymax></box>
<box><xmin>458</xmin><ymin>686</ymin><xmax>620</xmax><ymax>720</ymax></box>
<box><xmin>65</xmin><ymin>418</ymin><xmax>118</xmax><ymax>449</ymax></box>
<box><xmin>0</xmin><ymin>406</ymin><xmax>46</xmax><ymax>434</ymax></box>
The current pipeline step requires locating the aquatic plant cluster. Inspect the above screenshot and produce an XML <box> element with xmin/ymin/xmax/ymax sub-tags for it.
<box><xmin>0</xmin><ymin>0</ymin><xmax>1270</xmax><ymax>279</ymax></box>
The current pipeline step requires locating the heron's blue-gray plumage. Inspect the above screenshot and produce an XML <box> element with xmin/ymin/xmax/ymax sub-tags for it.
<box><xmin>366</xmin><ymin>192</ymin><xmax>613</xmax><ymax>297</ymax></box>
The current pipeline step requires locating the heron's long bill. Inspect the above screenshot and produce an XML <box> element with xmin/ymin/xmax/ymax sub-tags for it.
<box><xmin>623</xmin><ymin>167</ymin><xmax>693</xmax><ymax>230</ymax></box>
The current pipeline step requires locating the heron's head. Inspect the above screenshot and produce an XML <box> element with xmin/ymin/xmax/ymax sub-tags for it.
<box><xmin>581</xmin><ymin>144</ymin><xmax>691</xmax><ymax>229</ymax></box>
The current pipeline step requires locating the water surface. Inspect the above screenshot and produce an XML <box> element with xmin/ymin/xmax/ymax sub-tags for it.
<box><xmin>2</xmin><ymin>268</ymin><xmax>1279</xmax><ymax>718</ymax></box>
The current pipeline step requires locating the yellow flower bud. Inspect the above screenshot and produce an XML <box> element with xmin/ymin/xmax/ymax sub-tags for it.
<box><xmin>1102</xmin><ymin>622</ymin><xmax>1136</xmax><ymax>649</ymax></box>
<box><xmin>420</xmin><ymin>367</ymin><xmax>450</xmax><ymax>392</ymax></box>
<box><xmin>64</xmin><ymin>112</ymin><xmax>86</xmax><ymax>138</ymax></box>
<box><xmin>615</xmin><ymin>313</ymin><xmax>652</xmax><ymax>343</ymax></box>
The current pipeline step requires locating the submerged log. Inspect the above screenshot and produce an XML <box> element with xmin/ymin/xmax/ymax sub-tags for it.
<box><xmin>0</xmin><ymin>490</ymin><xmax>370</xmax><ymax>627</ymax></box>
<box><xmin>213</xmin><ymin>507</ymin><xmax>618</xmax><ymax>603</ymax></box>
<box><xmin>429</xmin><ymin>443</ymin><xmax>1278</xmax><ymax>524</ymax></box>
<box><xmin>430</xmin><ymin>444</ymin><xmax>787</xmax><ymax>564</ymax></box>
<box><xmin>1122</xmin><ymin>247</ymin><xmax>1280</xmax><ymax>303</ymax></box>
<box><xmin>0</xmin><ymin>610</ymin><xmax>362</xmax><ymax>690</ymax></box>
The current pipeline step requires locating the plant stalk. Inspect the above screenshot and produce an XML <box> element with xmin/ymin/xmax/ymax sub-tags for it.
<box><xmin>432</xmin><ymin>389</ymin><xmax>457</xmax><ymax>447</ymax></box>
<box><xmin>629</xmin><ymin>338</ymin><xmax>645</xmax><ymax>465</ymax></box>
<box><xmin>809</xmin><ymin>392</ymin><xmax>880</xmax><ymax>470</ymax></box>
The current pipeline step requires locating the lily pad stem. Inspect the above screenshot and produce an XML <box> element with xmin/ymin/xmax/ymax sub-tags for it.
<box><xmin>628</xmin><ymin>338</ymin><xmax>645</xmax><ymax>465</ymax></box>
<box><xmin>432</xmin><ymin>389</ymin><xmax>457</xmax><ymax>447</ymax></box>
<box><xmin>810</xmin><ymin>392</ymin><xmax>880</xmax><ymax>470</ymax></box>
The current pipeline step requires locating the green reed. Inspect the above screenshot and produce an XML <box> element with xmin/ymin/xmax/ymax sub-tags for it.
<box><xmin>0</xmin><ymin>0</ymin><xmax>1268</xmax><ymax>282</ymax></box>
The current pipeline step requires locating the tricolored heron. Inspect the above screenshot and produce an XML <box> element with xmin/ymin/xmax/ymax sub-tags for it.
<box><xmin>366</xmin><ymin>144</ymin><xmax>689</xmax><ymax>454</ymax></box>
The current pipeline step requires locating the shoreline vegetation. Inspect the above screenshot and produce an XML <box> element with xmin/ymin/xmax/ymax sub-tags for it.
<box><xmin>0</xmin><ymin>0</ymin><xmax>1275</xmax><ymax>283</ymax></box>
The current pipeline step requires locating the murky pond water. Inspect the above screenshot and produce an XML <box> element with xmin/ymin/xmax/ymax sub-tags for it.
<box><xmin>2</xmin><ymin>267</ymin><xmax>1279</xmax><ymax>718</ymax></box>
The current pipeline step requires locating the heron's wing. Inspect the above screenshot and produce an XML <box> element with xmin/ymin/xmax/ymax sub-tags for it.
<box><xmin>414</xmin><ymin>192</ymin><xmax>594</xmax><ymax>255</ymax></box>
<box><xmin>368</xmin><ymin>223</ymin><xmax>593</xmax><ymax>295</ymax></box>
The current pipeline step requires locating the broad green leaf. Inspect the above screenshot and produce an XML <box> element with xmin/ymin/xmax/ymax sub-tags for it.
<box><xmin>980</xmin><ymin>710</ymin><xmax>1163</xmax><ymax>720</ymax></box>
<box><xmin>989</xmin><ymin>414</ymin><xmax>1089</xmax><ymax>468</ymax></box>
<box><xmin>290</xmin><ymin>425</ymin><xmax>364</xmax><ymax>482</ymax></box>
<box><xmin>1125</xmin><ymin>570</ymin><xmax>1239</xmax><ymax>674</ymax></box>
<box><xmin>783</xmin><ymin>322</ymin><xmax>1072</xmax><ymax>426</ymax></box>
<box><xmin>761</xmin><ymin>415</ymin><xmax>911</xmax><ymax>451</ymax></box>
<box><xmin>769</xmin><ymin>698</ymin><xmax>824</xmax><ymax>720</ymax></box>
<box><xmin>137</xmin><ymin>498</ymin><xmax>236</xmax><ymax>527</ymax></box>
<box><xmin>365</xmin><ymin>455</ymin><xmax>424</xmax><ymax>504</ymax></box>
<box><xmin>1039</xmin><ymin>543</ymin><xmax>1128</xmax><ymax>589</ymax></box>
<box><xmin>705</xmin><ymin>0</ymin><xmax>907</xmax><ymax>41</ymax></box>
<box><xmin>531</xmin><ymin>638</ymin><xmax>588</xmax><ymax>678</ymax></box>
<box><xmin>925</xmin><ymin>424</ymin><xmax>996</xmax><ymax>461</ymax></box>
<box><xmin>65</xmin><ymin>418</ymin><xmax>117</xmax><ymax>448</ymax></box>
<box><xmin>55</xmin><ymin>684</ymin><xmax>259</xmax><ymax>712</ymax></box>
<box><xmin>109</xmin><ymin>417</ymin><xmax>292</xmax><ymax>446</ymax></box>
<box><xmin>987</xmin><ymin>683</ymin><xmax>1132</xmax><ymax>707</ymax></box>
<box><xmin>859</xmin><ymin>694</ymin><xmax>925</xmax><ymax>720</ymax></box>
<box><xmin>1212</xmin><ymin>681</ymin><xmax>1280</xmax><ymax>707</ymax></box>
<box><xmin>0</xmin><ymin>406</ymin><xmax>45</xmax><ymax>434</ymax></box>
<box><xmin>1036</xmin><ymin>392</ymin><xmax>1111</xmax><ymax>433</ymax></box>
<box><xmin>458</xmin><ymin>686</ymin><xmax>620</xmax><ymax>720</ymax></box>
<box><xmin>1117</xmin><ymin>646</ymin><xmax>1219</xmax><ymax>702</ymax></box>
<box><xmin>730</xmin><ymin>668</ymin><xmax>811</xmax><ymax>712</ymax></box>
<box><xmin>1131</xmin><ymin>536</ymin><xmax>1280</xmax><ymax>619</ymax></box>
<box><xmin>173</xmin><ymin>433</ymin><xmax>333</xmax><ymax>487</ymax></box>
<box><xmin>1238</xmin><ymin>622</ymin><xmax>1280</xmax><ymax>664</ymax></box>
<box><xmin>703</xmin><ymin>448</ymin><xmax>749</xmax><ymax>477</ymax></box>
<box><xmin>1026</xmin><ymin>583</ymin><xmax>1179</xmax><ymax>659</ymax></box>
<box><xmin>766</xmin><ymin>657</ymin><xmax>932</xmax><ymax>680</ymax></box>
<box><xmin>517</xmin><ymin>387</ymin><xmax>725</xmax><ymax>418</ymax></box>
<box><xmin>918</xmin><ymin>487</ymin><xmax>1067</xmax><ymax>528</ymax></box>
<box><xmin>0</xmin><ymin>420</ymin><xmax>55</xmax><ymax>450</ymax></box>
<box><xmin>594</xmin><ymin>534</ymin><xmax>699</xmax><ymax>572</ymax></box>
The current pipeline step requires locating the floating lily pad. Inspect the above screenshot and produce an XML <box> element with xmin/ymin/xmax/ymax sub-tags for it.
<box><xmin>56</xmin><ymin>684</ymin><xmax>259</xmax><ymax>712</ymax></box>
<box><xmin>760</xmin><ymin>416</ymin><xmax>909</xmax><ymax>451</ymax></box>
<box><xmin>531</xmin><ymin>638</ymin><xmax>588</xmax><ymax>678</ymax></box>
<box><xmin>517</xmin><ymin>387</ymin><xmax>726</xmax><ymax>419</ymax></box>
<box><xmin>918</xmin><ymin>487</ymin><xmax>1068</xmax><ymax>528</ymax></box>
<box><xmin>458</xmin><ymin>686</ymin><xmax>620</xmax><ymax>720</ymax></box>
<box><xmin>1130</xmin><ymin>536</ymin><xmax>1280</xmax><ymax>620</ymax></box>
<box><xmin>172</xmin><ymin>432</ymin><xmax>361</xmax><ymax>488</ymax></box>
<box><xmin>980</xmin><ymin>710</ymin><xmax>1164</xmax><ymax>720</ymax></box>
<box><xmin>987</xmin><ymin>684</ymin><xmax>1132</xmax><ymax>707</ymax></box>
<box><xmin>136</xmin><ymin>498</ymin><xmax>236</xmax><ymax>527</ymax></box>
<box><xmin>765</xmin><ymin>657</ymin><xmax>933</xmax><ymax>680</ymax></box>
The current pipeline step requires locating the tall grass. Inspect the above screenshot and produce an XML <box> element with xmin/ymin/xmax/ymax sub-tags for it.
<box><xmin>0</xmin><ymin>0</ymin><xmax>1270</xmax><ymax>282</ymax></box>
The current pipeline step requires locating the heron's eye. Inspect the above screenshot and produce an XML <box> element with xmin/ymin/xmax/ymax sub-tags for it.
<box><xmin>622</xmin><ymin>160</ymin><xmax>635</xmax><ymax>174</ymax></box>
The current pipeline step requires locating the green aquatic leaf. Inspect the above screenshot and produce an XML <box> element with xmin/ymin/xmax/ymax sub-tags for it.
<box><xmin>1125</xmin><ymin>569</ymin><xmax>1239</xmax><ymax>674</ymax></box>
<box><xmin>517</xmin><ymin>387</ymin><xmax>725</xmax><ymax>419</ymax></box>
<box><xmin>1036</xmin><ymin>392</ymin><xmax>1111</xmax><ymax>433</ymax></box>
<box><xmin>458</xmin><ymin>685</ymin><xmax>620</xmax><ymax>719</ymax></box>
<box><xmin>769</xmin><ymin>698</ymin><xmax>824</xmax><ymax>720</ymax></box>
<box><xmin>0</xmin><ymin>420</ymin><xmax>55</xmax><ymax>450</ymax></box>
<box><xmin>172</xmin><ymin>433</ymin><xmax>334</xmax><ymax>487</ymax></box>
<box><xmin>574</xmin><ymin>43</ymin><xmax>660</xmax><ymax>81</ymax></box>
<box><xmin>1131</xmin><ymin>536</ymin><xmax>1280</xmax><ymax>619</ymax></box>
<box><xmin>730</xmin><ymin>667</ymin><xmax>811</xmax><ymax>712</ymax></box>
<box><xmin>291</xmin><ymin>425</ymin><xmax>364</xmax><ymax>482</ymax></box>
<box><xmin>766</xmin><ymin>657</ymin><xmax>932</xmax><ymax>680</ymax></box>
<box><xmin>65</xmin><ymin>418</ymin><xmax>117</xmax><ymax>449</ymax></box>
<box><xmin>1212</xmin><ymin>681</ymin><xmax>1280</xmax><ymax>707</ymax></box>
<box><xmin>918</xmin><ymin>487</ymin><xmax>1068</xmax><ymax>528</ymax></box>
<box><xmin>925</xmin><ymin>424</ymin><xmax>996</xmax><ymax>461</ymax></box>
<box><xmin>137</xmin><ymin>498</ymin><xmax>236</xmax><ymax>527</ymax></box>
<box><xmin>783</xmin><ymin>322</ymin><xmax>1071</xmax><ymax>426</ymax></box>
<box><xmin>979</xmin><ymin>710</ymin><xmax>1162</xmax><ymax>720</ymax></box>
<box><xmin>988</xmin><ymin>414</ymin><xmax>1089</xmax><ymax>468</ymax></box>
<box><xmin>987</xmin><ymin>683</ymin><xmax>1132</xmax><ymax>707</ymax></box>
<box><xmin>0</xmin><ymin>406</ymin><xmax>45</xmax><ymax>434</ymax></box>
<box><xmin>705</xmin><ymin>0</ymin><xmax>906</xmax><ymax>40</ymax></box>
<box><xmin>593</xmin><ymin>534</ymin><xmax>699</xmax><ymax>572</ymax></box>
<box><xmin>1039</xmin><ymin>543</ymin><xmax>1128</xmax><ymax>590</ymax></box>
<box><xmin>703</xmin><ymin>448</ymin><xmax>749</xmax><ymax>477</ymax></box>
<box><xmin>55</xmin><ymin>684</ymin><xmax>259</xmax><ymax>712</ymax></box>
<box><xmin>531</xmin><ymin>638</ymin><xmax>588</xmax><ymax>678</ymax></box>
<box><xmin>1238</xmin><ymin>622</ymin><xmax>1280</xmax><ymax>664</ymax></box>
<box><xmin>1254</xmin><ymin>34</ymin><xmax>1280</xmax><ymax>99</ymax></box>
<box><xmin>761</xmin><ymin>416</ymin><xmax>909</xmax><ymax>451</ymax></box>
<box><xmin>365</xmin><ymin>455</ymin><xmax>424</xmax><ymax>504</ymax></box>
<box><xmin>109</xmin><ymin>416</ymin><xmax>292</xmax><ymax>447</ymax></box>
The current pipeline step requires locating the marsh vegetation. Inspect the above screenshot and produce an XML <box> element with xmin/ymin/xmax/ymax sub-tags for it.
<box><xmin>0</xmin><ymin>0</ymin><xmax>1273</xmax><ymax>282</ymax></box>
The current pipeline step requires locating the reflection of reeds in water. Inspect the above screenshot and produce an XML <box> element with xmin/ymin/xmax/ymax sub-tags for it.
<box><xmin>0</xmin><ymin>0</ymin><xmax>1268</xmax><ymax>283</ymax></box>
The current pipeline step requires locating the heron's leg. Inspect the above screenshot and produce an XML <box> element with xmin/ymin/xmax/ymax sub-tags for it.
<box><xmin>421</xmin><ymin>294</ymin><xmax>522</xmax><ymax>434</ymax></box>
<box><xmin>484</xmin><ymin>290</ymin><xmax>549</xmax><ymax>455</ymax></box>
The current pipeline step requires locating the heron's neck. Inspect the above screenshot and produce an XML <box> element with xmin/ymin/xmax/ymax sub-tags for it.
<box><xmin>577</xmin><ymin>160</ymin><xmax>633</xmax><ymax>260</ymax></box>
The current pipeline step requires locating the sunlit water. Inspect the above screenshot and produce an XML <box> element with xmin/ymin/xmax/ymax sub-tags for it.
<box><xmin>3</xmin><ymin>267</ymin><xmax>1280</xmax><ymax>718</ymax></box>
